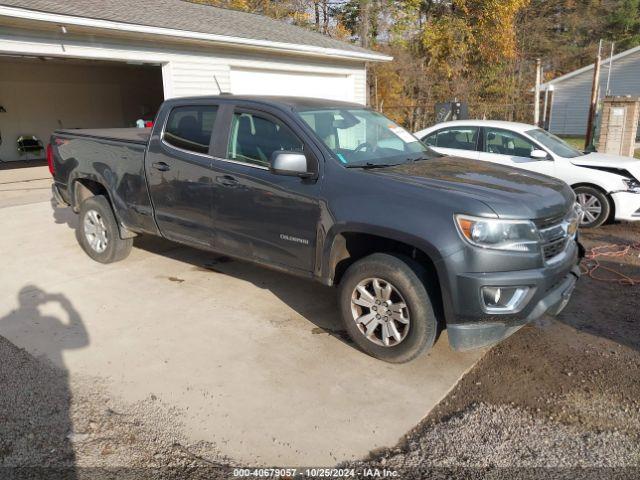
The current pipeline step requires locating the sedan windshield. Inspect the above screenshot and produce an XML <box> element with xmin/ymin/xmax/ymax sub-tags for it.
<box><xmin>297</xmin><ymin>108</ymin><xmax>437</xmax><ymax>167</ymax></box>
<box><xmin>526</xmin><ymin>128</ymin><xmax>584</xmax><ymax>158</ymax></box>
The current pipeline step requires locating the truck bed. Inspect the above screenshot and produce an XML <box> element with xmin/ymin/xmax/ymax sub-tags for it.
<box><xmin>55</xmin><ymin>128</ymin><xmax>151</xmax><ymax>145</ymax></box>
<box><xmin>51</xmin><ymin>126</ymin><xmax>158</xmax><ymax>236</ymax></box>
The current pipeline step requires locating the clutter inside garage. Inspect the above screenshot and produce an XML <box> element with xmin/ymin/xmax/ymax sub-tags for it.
<box><xmin>0</xmin><ymin>55</ymin><xmax>163</xmax><ymax>163</ymax></box>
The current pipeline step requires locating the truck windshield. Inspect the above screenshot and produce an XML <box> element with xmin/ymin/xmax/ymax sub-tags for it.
<box><xmin>297</xmin><ymin>108</ymin><xmax>437</xmax><ymax>167</ymax></box>
<box><xmin>525</xmin><ymin>128</ymin><xmax>584</xmax><ymax>158</ymax></box>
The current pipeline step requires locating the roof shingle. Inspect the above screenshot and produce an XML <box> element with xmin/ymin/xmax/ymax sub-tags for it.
<box><xmin>0</xmin><ymin>0</ymin><xmax>381</xmax><ymax>57</ymax></box>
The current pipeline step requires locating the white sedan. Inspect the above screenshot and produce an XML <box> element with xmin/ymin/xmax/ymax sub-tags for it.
<box><xmin>415</xmin><ymin>120</ymin><xmax>640</xmax><ymax>227</ymax></box>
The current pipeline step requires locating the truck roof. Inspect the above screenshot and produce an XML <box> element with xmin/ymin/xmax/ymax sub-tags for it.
<box><xmin>52</xmin><ymin>96</ymin><xmax>367</xmax><ymax>146</ymax></box>
<box><xmin>165</xmin><ymin>95</ymin><xmax>364</xmax><ymax>111</ymax></box>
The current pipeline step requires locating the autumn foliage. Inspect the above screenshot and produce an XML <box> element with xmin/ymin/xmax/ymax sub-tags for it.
<box><xmin>187</xmin><ymin>0</ymin><xmax>640</xmax><ymax>130</ymax></box>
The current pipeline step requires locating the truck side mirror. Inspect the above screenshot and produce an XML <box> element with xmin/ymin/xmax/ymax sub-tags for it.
<box><xmin>270</xmin><ymin>151</ymin><xmax>315</xmax><ymax>179</ymax></box>
<box><xmin>530</xmin><ymin>149</ymin><xmax>550</xmax><ymax>160</ymax></box>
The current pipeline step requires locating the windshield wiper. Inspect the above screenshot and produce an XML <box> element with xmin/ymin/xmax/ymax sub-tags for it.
<box><xmin>345</xmin><ymin>162</ymin><xmax>401</xmax><ymax>169</ymax></box>
<box><xmin>407</xmin><ymin>155</ymin><xmax>434</xmax><ymax>162</ymax></box>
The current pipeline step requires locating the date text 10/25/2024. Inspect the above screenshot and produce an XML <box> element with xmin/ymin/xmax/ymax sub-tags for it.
<box><xmin>233</xmin><ymin>468</ymin><xmax>399</xmax><ymax>478</ymax></box>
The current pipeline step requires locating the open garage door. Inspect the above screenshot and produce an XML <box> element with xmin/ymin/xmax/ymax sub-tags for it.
<box><xmin>0</xmin><ymin>56</ymin><xmax>163</xmax><ymax>164</ymax></box>
<box><xmin>230</xmin><ymin>68</ymin><xmax>354</xmax><ymax>102</ymax></box>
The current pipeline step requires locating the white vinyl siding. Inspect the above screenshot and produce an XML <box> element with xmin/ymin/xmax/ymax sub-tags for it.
<box><xmin>162</xmin><ymin>60</ymin><xmax>230</xmax><ymax>99</ymax></box>
<box><xmin>0</xmin><ymin>25</ymin><xmax>368</xmax><ymax>104</ymax></box>
<box><xmin>229</xmin><ymin>67</ymin><xmax>354</xmax><ymax>102</ymax></box>
<box><xmin>352</xmin><ymin>69</ymin><xmax>367</xmax><ymax>105</ymax></box>
<box><xmin>548</xmin><ymin>48</ymin><xmax>640</xmax><ymax>135</ymax></box>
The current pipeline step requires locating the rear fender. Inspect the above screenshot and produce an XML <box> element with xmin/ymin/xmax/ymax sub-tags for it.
<box><xmin>70</xmin><ymin>176</ymin><xmax>136</xmax><ymax>240</ymax></box>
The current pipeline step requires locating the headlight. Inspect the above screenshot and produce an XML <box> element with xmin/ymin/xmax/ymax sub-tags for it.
<box><xmin>568</xmin><ymin>203</ymin><xmax>582</xmax><ymax>235</ymax></box>
<box><xmin>622</xmin><ymin>178</ymin><xmax>640</xmax><ymax>193</ymax></box>
<box><xmin>455</xmin><ymin>215</ymin><xmax>540</xmax><ymax>253</ymax></box>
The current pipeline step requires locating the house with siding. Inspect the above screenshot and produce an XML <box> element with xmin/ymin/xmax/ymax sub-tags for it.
<box><xmin>0</xmin><ymin>0</ymin><xmax>390</xmax><ymax>162</ymax></box>
<box><xmin>541</xmin><ymin>45</ymin><xmax>640</xmax><ymax>136</ymax></box>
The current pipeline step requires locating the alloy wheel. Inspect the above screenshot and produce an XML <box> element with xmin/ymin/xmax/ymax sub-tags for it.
<box><xmin>84</xmin><ymin>209</ymin><xmax>108</xmax><ymax>253</ymax></box>
<box><xmin>350</xmin><ymin>278</ymin><xmax>410</xmax><ymax>347</ymax></box>
<box><xmin>576</xmin><ymin>193</ymin><xmax>602</xmax><ymax>225</ymax></box>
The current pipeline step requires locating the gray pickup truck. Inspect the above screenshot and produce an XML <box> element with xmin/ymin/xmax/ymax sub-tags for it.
<box><xmin>49</xmin><ymin>96</ymin><xmax>582</xmax><ymax>363</ymax></box>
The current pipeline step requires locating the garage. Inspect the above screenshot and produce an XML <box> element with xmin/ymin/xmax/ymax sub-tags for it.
<box><xmin>0</xmin><ymin>0</ymin><xmax>389</xmax><ymax>165</ymax></box>
<box><xmin>0</xmin><ymin>56</ymin><xmax>163</xmax><ymax>163</ymax></box>
<box><xmin>229</xmin><ymin>67</ymin><xmax>352</xmax><ymax>101</ymax></box>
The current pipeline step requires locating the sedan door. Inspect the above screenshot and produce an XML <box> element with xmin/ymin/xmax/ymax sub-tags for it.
<box><xmin>478</xmin><ymin>127</ymin><xmax>555</xmax><ymax>177</ymax></box>
<box><xmin>145</xmin><ymin>103</ymin><xmax>219</xmax><ymax>248</ymax></box>
<box><xmin>420</xmin><ymin>126</ymin><xmax>480</xmax><ymax>160</ymax></box>
<box><xmin>209</xmin><ymin>106</ymin><xmax>321</xmax><ymax>273</ymax></box>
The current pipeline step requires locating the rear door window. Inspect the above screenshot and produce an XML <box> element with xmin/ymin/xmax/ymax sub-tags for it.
<box><xmin>433</xmin><ymin>127</ymin><xmax>479</xmax><ymax>151</ymax></box>
<box><xmin>163</xmin><ymin>105</ymin><xmax>218</xmax><ymax>154</ymax></box>
<box><xmin>422</xmin><ymin>131</ymin><xmax>438</xmax><ymax>147</ymax></box>
<box><xmin>227</xmin><ymin>111</ymin><xmax>303</xmax><ymax>168</ymax></box>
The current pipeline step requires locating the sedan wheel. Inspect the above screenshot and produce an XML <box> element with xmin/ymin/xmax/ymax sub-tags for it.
<box><xmin>573</xmin><ymin>186</ymin><xmax>611</xmax><ymax>228</ymax></box>
<box><xmin>576</xmin><ymin>193</ymin><xmax>602</xmax><ymax>225</ymax></box>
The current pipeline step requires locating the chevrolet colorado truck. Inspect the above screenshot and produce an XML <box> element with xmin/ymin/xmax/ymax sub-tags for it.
<box><xmin>49</xmin><ymin>96</ymin><xmax>582</xmax><ymax>363</ymax></box>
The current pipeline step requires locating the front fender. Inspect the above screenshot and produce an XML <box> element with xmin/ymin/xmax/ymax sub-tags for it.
<box><xmin>319</xmin><ymin>222</ymin><xmax>452</xmax><ymax>285</ymax></box>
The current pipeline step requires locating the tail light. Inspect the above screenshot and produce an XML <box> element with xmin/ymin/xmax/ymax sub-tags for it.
<box><xmin>46</xmin><ymin>144</ymin><xmax>55</xmax><ymax>176</ymax></box>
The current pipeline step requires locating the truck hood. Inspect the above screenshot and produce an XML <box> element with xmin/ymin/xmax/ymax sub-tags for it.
<box><xmin>570</xmin><ymin>152</ymin><xmax>640</xmax><ymax>181</ymax></box>
<box><xmin>372</xmin><ymin>157</ymin><xmax>574</xmax><ymax>220</ymax></box>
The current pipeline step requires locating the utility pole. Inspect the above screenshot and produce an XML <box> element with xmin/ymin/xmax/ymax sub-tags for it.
<box><xmin>542</xmin><ymin>87</ymin><xmax>549</xmax><ymax>129</ymax></box>
<box><xmin>534</xmin><ymin>58</ymin><xmax>541</xmax><ymax>126</ymax></box>
<box><xmin>605</xmin><ymin>42</ymin><xmax>615</xmax><ymax>96</ymax></box>
<box><xmin>585</xmin><ymin>40</ymin><xmax>603</xmax><ymax>150</ymax></box>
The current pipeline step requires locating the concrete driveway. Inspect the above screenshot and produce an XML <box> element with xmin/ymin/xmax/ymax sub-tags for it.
<box><xmin>0</xmin><ymin>164</ymin><xmax>51</xmax><ymax>208</ymax></box>
<box><xmin>0</xmin><ymin>166</ymin><xmax>484</xmax><ymax>466</ymax></box>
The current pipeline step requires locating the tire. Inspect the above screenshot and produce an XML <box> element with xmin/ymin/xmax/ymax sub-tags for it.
<box><xmin>338</xmin><ymin>253</ymin><xmax>438</xmax><ymax>363</ymax></box>
<box><xmin>574</xmin><ymin>186</ymin><xmax>611</xmax><ymax>228</ymax></box>
<box><xmin>76</xmin><ymin>195</ymin><xmax>133</xmax><ymax>263</ymax></box>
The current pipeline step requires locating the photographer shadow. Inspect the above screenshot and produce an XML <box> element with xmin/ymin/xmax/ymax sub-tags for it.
<box><xmin>0</xmin><ymin>285</ymin><xmax>88</xmax><ymax>478</ymax></box>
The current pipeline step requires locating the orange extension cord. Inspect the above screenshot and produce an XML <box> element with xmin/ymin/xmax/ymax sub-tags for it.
<box><xmin>580</xmin><ymin>242</ymin><xmax>640</xmax><ymax>286</ymax></box>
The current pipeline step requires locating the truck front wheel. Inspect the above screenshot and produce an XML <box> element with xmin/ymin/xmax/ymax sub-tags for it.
<box><xmin>338</xmin><ymin>253</ymin><xmax>438</xmax><ymax>363</ymax></box>
<box><xmin>76</xmin><ymin>195</ymin><xmax>133</xmax><ymax>263</ymax></box>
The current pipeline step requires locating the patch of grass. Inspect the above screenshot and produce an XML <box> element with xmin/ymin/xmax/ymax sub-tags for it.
<box><xmin>559</xmin><ymin>136</ymin><xmax>586</xmax><ymax>150</ymax></box>
<box><xmin>559</xmin><ymin>135</ymin><xmax>640</xmax><ymax>158</ymax></box>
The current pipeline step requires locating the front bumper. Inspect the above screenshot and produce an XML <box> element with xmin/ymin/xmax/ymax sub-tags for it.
<box><xmin>611</xmin><ymin>191</ymin><xmax>640</xmax><ymax>221</ymax></box>
<box><xmin>443</xmin><ymin>240</ymin><xmax>582</xmax><ymax>351</ymax></box>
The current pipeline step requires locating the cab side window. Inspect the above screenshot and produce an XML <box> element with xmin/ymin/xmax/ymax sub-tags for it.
<box><xmin>227</xmin><ymin>112</ymin><xmax>303</xmax><ymax>167</ymax></box>
<box><xmin>163</xmin><ymin>105</ymin><xmax>217</xmax><ymax>154</ymax></box>
<box><xmin>428</xmin><ymin>127</ymin><xmax>478</xmax><ymax>151</ymax></box>
<box><xmin>484</xmin><ymin>128</ymin><xmax>536</xmax><ymax>157</ymax></box>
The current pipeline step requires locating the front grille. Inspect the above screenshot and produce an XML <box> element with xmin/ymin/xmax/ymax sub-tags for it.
<box><xmin>539</xmin><ymin>217</ymin><xmax>570</xmax><ymax>262</ymax></box>
<box><xmin>543</xmin><ymin>237</ymin><xmax>569</xmax><ymax>261</ymax></box>
<box><xmin>535</xmin><ymin>213</ymin><xmax>566</xmax><ymax>230</ymax></box>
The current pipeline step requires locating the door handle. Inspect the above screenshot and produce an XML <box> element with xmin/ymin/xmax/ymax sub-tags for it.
<box><xmin>152</xmin><ymin>161</ymin><xmax>170</xmax><ymax>172</ymax></box>
<box><xmin>218</xmin><ymin>175</ymin><xmax>239</xmax><ymax>187</ymax></box>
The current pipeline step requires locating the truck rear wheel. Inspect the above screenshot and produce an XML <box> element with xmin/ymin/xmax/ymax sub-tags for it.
<box><xmin>338</xmin><ymin>253</ymin><xmax>438</xmax><ymax>363</ymax></box>
<box><xmin>76</xmin><ymin>195</ymin><xmax>133</xmax><ymax>263</ymax></box>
